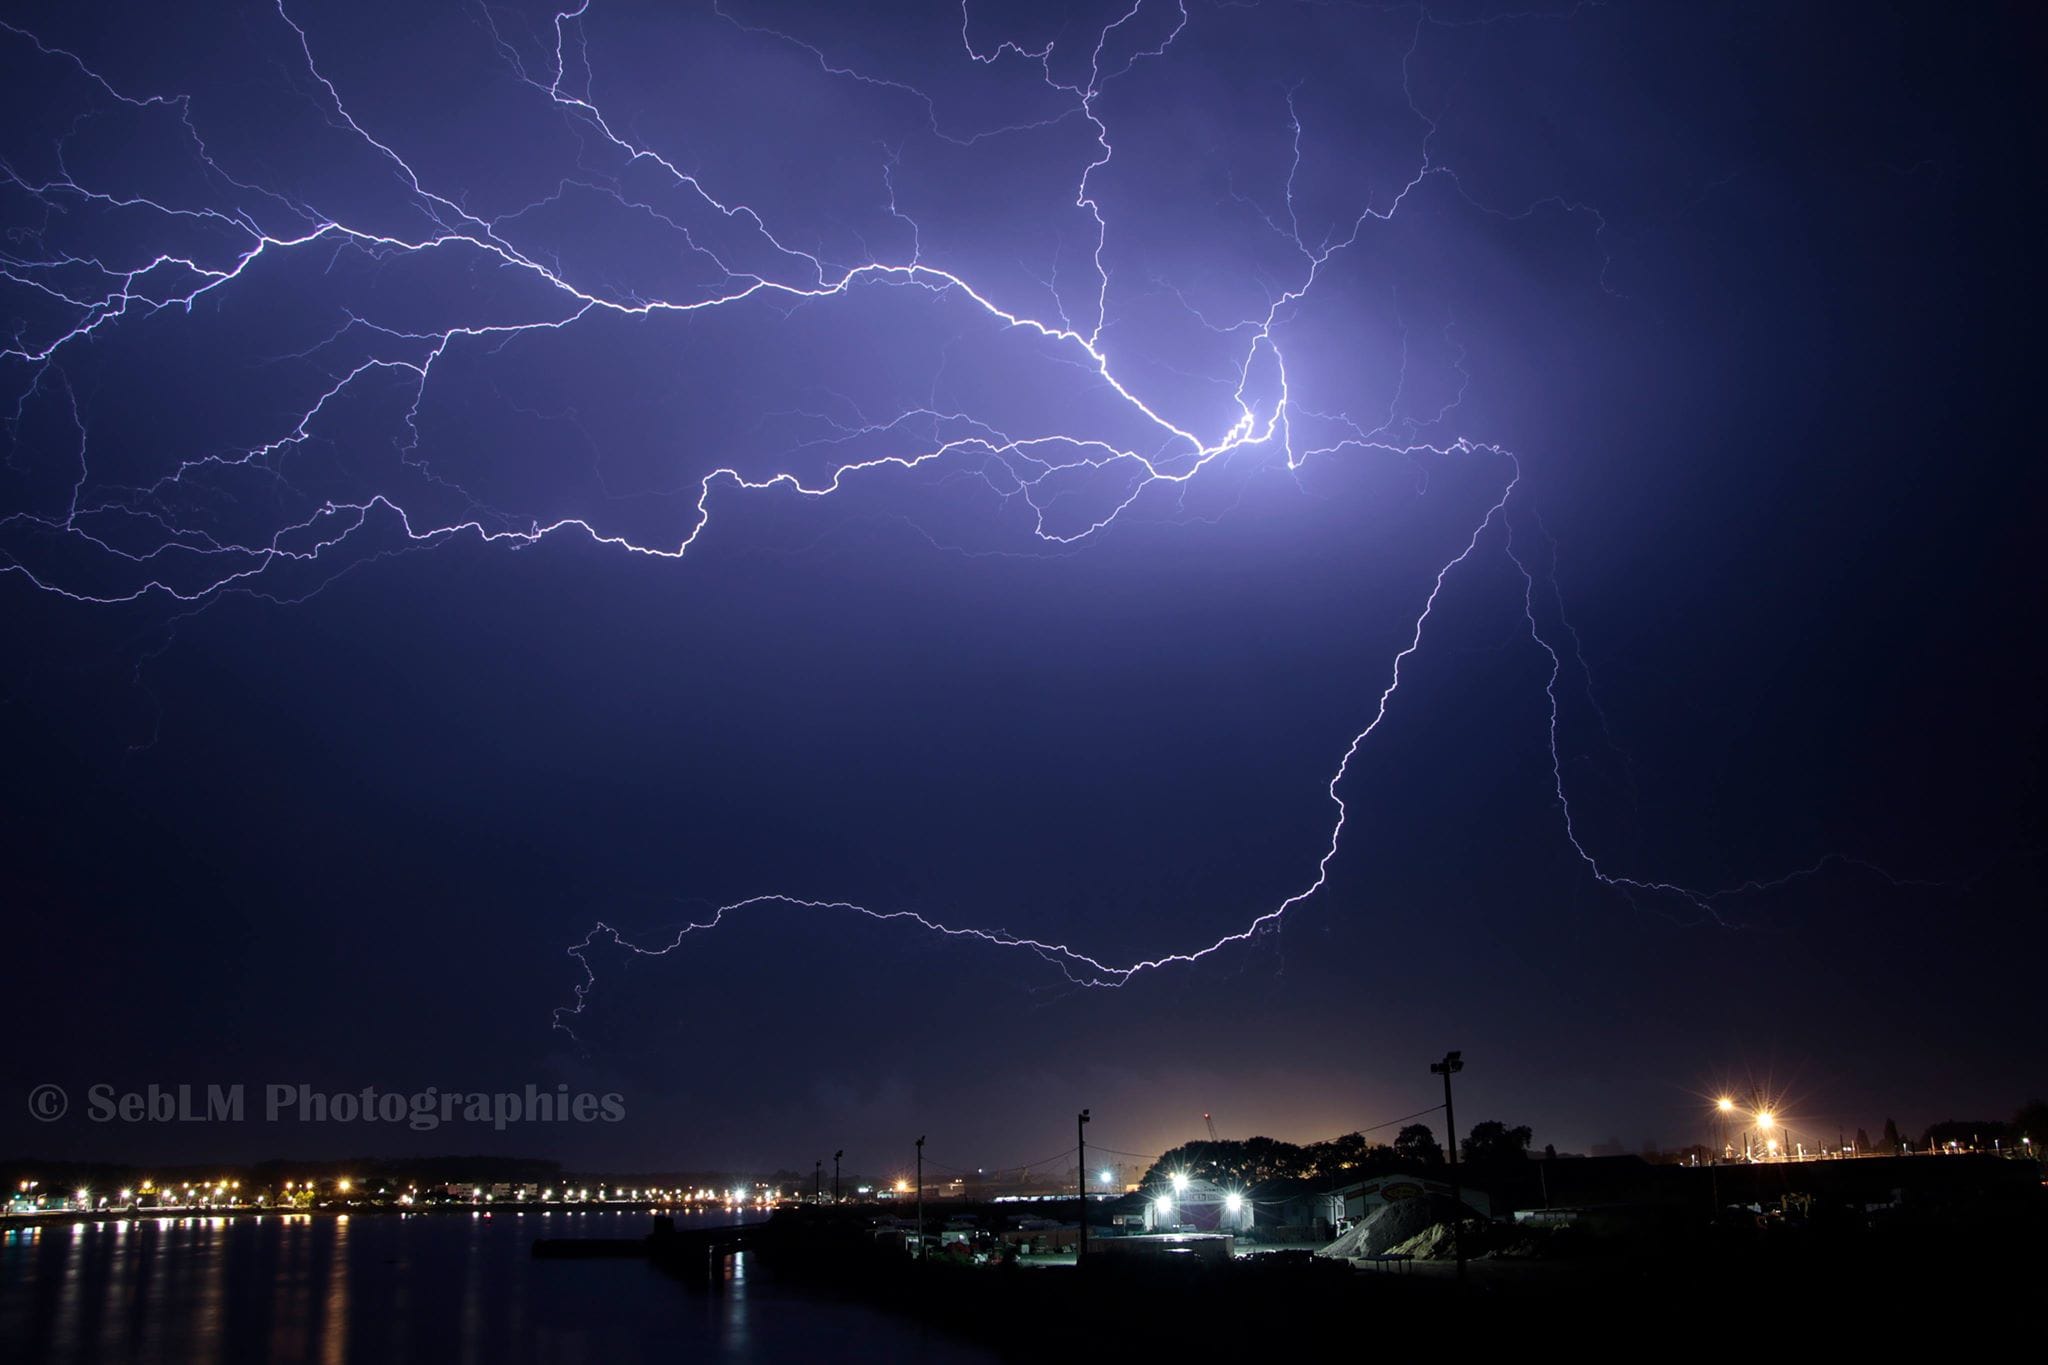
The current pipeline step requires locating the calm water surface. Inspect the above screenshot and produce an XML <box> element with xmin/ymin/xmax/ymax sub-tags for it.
<box><xmin>0</xmin><ymin>1210</ymin><xmax>996</xmax><ymax>1364</ymax></box>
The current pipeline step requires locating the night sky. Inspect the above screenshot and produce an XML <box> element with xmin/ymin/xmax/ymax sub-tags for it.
<box><xmin>2</xmin><ymin>1</ymin><xmax>2040</xmax><ymax>1176</ymax></box>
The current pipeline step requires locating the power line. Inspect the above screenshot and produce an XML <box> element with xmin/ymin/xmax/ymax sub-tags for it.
<box><xmin>1010</xmin><ymin>1145</ymin><xmax>1080</xmax><ymax>1171</ymax></box>
<box><xmin>916</xmin><ymin>1144</ymin><xmax>1079</xmax><ymax>1177</ymax></box>
<box><xmin>1357</xmin><ymin>1103</ymin><xmax>1446</xmax><ymax>1136</ymax></box>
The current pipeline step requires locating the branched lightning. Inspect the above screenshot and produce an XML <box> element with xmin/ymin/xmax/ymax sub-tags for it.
<box><xmin>0</xmin><ymin>2</ymin><xmax>1916</xmax><ymax>1035</ymax></box>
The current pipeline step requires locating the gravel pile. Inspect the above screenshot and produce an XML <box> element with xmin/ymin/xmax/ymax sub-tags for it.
<box><xmin>1315</xmin><ymin>1193</ymin><xmax>1467</xmax><ymax>1260</ymax></box>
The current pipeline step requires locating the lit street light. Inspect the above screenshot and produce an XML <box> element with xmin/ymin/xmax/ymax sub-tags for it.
<box><xmin>1756</xmin><ymin>1110</ymin><xmax>1779</xmax><ymax>1160</ymax></box>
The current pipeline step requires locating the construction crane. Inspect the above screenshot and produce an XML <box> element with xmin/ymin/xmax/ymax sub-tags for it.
<box><xmin>1204</xmin><ymin>1113</ymin><xmax>1220</xmax><ymax>1142</ymax></box>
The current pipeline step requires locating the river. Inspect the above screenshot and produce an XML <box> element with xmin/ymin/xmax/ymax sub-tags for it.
<box><xmin>0</xmin><ymin>1210</ymin><xmax>996</xmax><ymax>1363</ymax></box>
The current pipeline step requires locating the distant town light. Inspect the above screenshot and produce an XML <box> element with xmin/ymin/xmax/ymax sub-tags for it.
<box><xmin>1099</xmin><ymin>1170</ymin><xmax>1113</xmax><ymax>1184</ymax></box>
<box><xmin>1715</xmin><ymin>1097</ymin><xmax>1735</xmax><ymax>1113</ymax></box>
<box><xmin>1756</xmin><ymin>1111</ymin><xmax>1775</xmax><ymax>1130</ymax></box>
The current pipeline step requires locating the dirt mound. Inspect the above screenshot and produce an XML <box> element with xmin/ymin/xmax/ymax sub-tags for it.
<box><xmin>1316</xmin><ymin>1194</ymin><xmax>1467</xmax><ymax>1260</ymax></box>
<box><xmin>1386</xmin><ymin>1222</ymin><xmax>1457</xmax><ymax>1259</ymax></box>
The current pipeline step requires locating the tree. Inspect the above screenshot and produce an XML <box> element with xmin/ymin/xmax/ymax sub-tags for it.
<box><xmin>1881</xmin><ymin>1117</ymin><xmax>1902</xmax><ymax>1151</ymax></box>
<box><xmin>1392</xmin><ymin>1124</ymin><xmax>1442</xmax><ymax>1165</ymax></box>
<box><xmin>1306</xmin><ymin>1131</ymin><xmax>1369</xmax><ymax>1173</ymax></box>
<box><xmin>1854</xmin><ymin>1128</ymin><xmax>1872</xmax><ymax>1153</ymax></box>
<box><xmin>1461</xmin><ymin>1121</ymin><xmax>1534</xmax><ymax>1165</ymax></box>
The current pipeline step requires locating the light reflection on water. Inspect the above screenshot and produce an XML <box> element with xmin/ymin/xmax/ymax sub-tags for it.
<box><xmin>0</xmin><ymin>1211</ymin><xmax>993</xmax><ymax>1364</ymax></box>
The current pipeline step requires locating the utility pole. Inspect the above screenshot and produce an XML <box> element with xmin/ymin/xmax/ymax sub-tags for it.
<box><xmin>1077</xmin><ymin>1108</ymin><xmax>1091</xmax><ymax>1263</ymax></box>
<box><xmin>833</xmin><ymin>1150</ymin><xmax>843</xmax><ymax>1204</ymax></box>
<box><xmin>915</xmin><ymin>1136</ymin><xmax>926</xmax><ymax>1262</ymax></box>
<box><xmin>814</xmin><ymin>1160</ymin><xmax>822</xmax><ymax>1205</ymax></box>
<box><xmin>1430</xmin><ymin>1050</ymin><xmax>1466</xmax><ymax>1281</ymax></box>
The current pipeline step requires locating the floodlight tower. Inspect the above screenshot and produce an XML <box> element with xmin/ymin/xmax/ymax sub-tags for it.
<box><xmin>1077</xmin><ymin>1109</ymin><xmax>1091</xmax><ymax>1262</ymax></box>
<box><xmin>1430</xmin><ymin>1050</ymin><xmax>1467</xmax><ymax>1281</ymax></box>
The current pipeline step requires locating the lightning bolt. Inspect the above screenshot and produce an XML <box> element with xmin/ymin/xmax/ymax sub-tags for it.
<box><xmin>0</xmin><ymin>3</ymin><xmax>1923</xmax><ymax>1038</ymax></box>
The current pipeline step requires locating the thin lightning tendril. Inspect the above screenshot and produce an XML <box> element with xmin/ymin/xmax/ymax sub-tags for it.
<box><xmin>0</xmin><ymin>3</ymin><xmax>1916</xmax><ymax>1037</ymax></box>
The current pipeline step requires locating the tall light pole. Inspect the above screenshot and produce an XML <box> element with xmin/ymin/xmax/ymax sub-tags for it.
<box><xmin>833</xmin><ymin>1150</ymin><xmax>843</xmax><ymax>1204</ymax></box>
<box><xmin>1430</xmin><ymin>1051</ymin><xmax>1466</xmax><ymax>1281</ymax></box>
<box><xmin>915</xmin><ymin>1136</ymin><xmax>926</xmax><ymax>1262</ymax></box>
<box><xmin>1077</xmin><ymin>1108</ymin><xmax>1091</xmax><ymax>1263</ymax></box>
<box><xmin>814</xmin><ymin>1160</ymin><xmax>822</xmax><ymax>1205</ymax></box>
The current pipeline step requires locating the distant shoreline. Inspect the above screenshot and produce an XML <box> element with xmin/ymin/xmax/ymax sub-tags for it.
<box><xmin>0</xmin><ymin>1203</ymin><xmax>747</xmax><ymax>1230</ymax></box>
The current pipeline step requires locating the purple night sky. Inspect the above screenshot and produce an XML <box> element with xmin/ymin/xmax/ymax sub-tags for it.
<box><xmin>2</xmin><ymin>1</ymin><xmax>2040</xmax><ymax>1173</ymax></box>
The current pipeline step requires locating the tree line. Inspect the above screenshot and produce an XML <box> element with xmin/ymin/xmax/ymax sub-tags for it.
<box><xmin>1137</xmin><ymin>1120</ymin><xmax>1537</xmax><ymax>1190</ymax></box>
